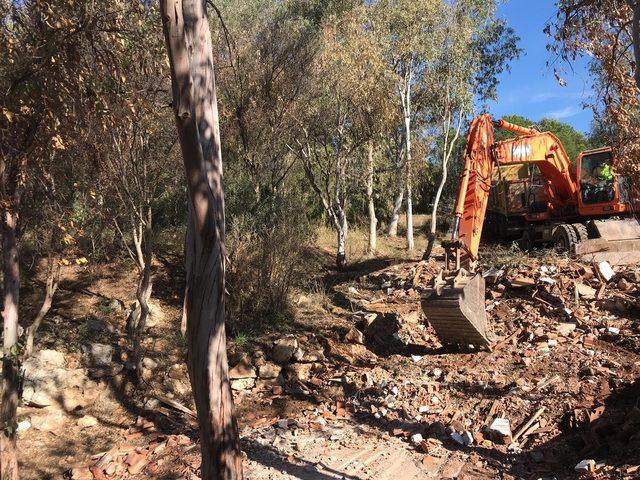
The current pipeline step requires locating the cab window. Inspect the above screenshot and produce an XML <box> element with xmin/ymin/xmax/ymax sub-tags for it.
<box><xmin>580</xmin><ymin>151</ymin><xmax>614</xmax><ymax>204</ymax></box>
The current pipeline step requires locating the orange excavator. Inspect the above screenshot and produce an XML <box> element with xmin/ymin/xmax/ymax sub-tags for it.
<box><xmin>421</xmin><ymin>114</ymin><xmax>640</xmax><ymax>347</ymax></box>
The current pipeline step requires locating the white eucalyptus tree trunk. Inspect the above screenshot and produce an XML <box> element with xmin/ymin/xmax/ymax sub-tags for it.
<box><xmin>400</xmin><ymin>64</ymin><xmax>414</xmax><ymax>251</ymax></box>
<box><xmin>367</xmin><ymin>141</ymin><xmax>377</xmax><ymax>253</ymax></box>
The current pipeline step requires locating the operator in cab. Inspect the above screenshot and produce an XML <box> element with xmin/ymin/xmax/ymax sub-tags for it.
<box><xmin>582</xmin><ymin>159</ymin><xmax>614</xmax><ymax>203</ymax></box>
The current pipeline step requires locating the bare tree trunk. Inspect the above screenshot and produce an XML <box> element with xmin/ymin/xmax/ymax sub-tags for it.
<box><xmin>180</xmin><ymin>287</ymin><xmax>188</xmax><ymax>336</ymax></box>
<box><xmin>424</xmin><ymin>106</ymin><xmax>464</xmax><ymax>261</ymax></box>
<box><xmin>160</xmin><ymin>1</ymin><xmax>243</xmax><ymax>478</ymax></box>
<box><xmin>336</xmin><ymin>208</ymin><xmax>348</xmax><ymax>269</ymax></box>
<box><xmin>424</xmin><ymin>166</ymin><xmax>447</xmax><ymax>261</ymax></box>
<box><xmin>366</xmin><ymin>142</ymin><xmax>377</xmax><ymax>253</ymax></box>
<box><xmin>24</xmin><ymin>252</ymin><xmax>60</xmax><ymax>357</ymax></box>
<box><xmin>387</xmin><ymin>184</ymin><xmax>404</xmax><ymax>237</ymax></box>
<box><xmin>1</xmin><ymin>210</ymin><xmax>20</xmax><ymax>480</ymax></box>
<box><xmin>405</xmin><ymin>165</ymin><xmax>414</xmax><ymax>252</ymax></box>
<box><xmin>132</xmin><ymin>207</ymin><xmax>153</xmax><ymax>380</ymax></box>
<box><xmin>401</xmin><ymin>65</ymin><xmax>414</xmax><ymax>251</ymax></box>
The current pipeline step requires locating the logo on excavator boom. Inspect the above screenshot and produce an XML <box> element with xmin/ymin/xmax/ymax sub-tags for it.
<box><xmin>512</xmin><ymin>143</ymin><xmax>531</xmax><ymax>160</ymax></box>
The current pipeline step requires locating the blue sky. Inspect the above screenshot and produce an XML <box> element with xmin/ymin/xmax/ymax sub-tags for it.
<box><xmin>487</xmin><ymin>0</ymin><xmax>595</xmax><ymax>133</ymax></box>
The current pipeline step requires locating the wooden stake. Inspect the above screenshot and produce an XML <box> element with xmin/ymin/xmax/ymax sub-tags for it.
<box><xmin>513</xmin><ymin>407</ymin><xmax>546</xmax><ymax>441</ymax></box>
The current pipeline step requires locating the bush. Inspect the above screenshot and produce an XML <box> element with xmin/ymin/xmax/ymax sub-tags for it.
<box><xmin>226</xmin><ymin>195</ymin><xmax>312</xmax><ymax>331</ymax></box>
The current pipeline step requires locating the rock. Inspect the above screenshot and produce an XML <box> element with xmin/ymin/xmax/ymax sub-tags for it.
<box><xmin>344</xmin><ymin>327</ymin><xmax>364</xmax><ymax>345</ymax></box>
<box><xmin>483</xmin><ymin>267</ymin><xmax>504</xmax><ymax>284</ymax></box>
<box><xmin>34</xmin><ymin>349</ymin><xmax>65</xmax><ymax>367</ymax></box>
<box><xmin>16</xmin><ymin>420</ymin><xmax>31</xmax><ymax>432</ymax></box>
<box><xmin>575</xmin><ymin>282</ymin><xmax>596</xmax><ymax>299</ymax></box>
<box><xmin>33</xmin><ymin>409</ymin><xmax>67</xmax><ymax>432</ymax></box>
<box><xmin>607</xmin><ymin>327</ymin><xmax>620</xmax><ymax>335</ymax></box>
<box><xmin>399</xmin><ymin>310</ymin><xmax>421</xmax><ymax>324</ymax></box>
<box><xmin>597</xmin><ymin>261</ymin><xmax>615</xmax><ymax>282</ymax></box>
<box><xmin>61</xmin><ymin>388</ymin><xmax>90</xmax><ymax>412</ymax></box>
<box><xmin>230</xmin><ymin>377</ymin><xmax>256</xmax><ymax>391</ymax></box>
<box><xmin>364</xmin><ymin>313</ymin><xmax>402</xmax><ymax>347</ymax></box>
<box><xmin>299</xmin><ymin>349</ymin><xmax>325</xmax><ymax>363</ymax></box>
<box><xmin>144</xmin><ymin>397</ymin><xmax>161</xmax><ymax>409</ymax></box>
<box><xmin>462</xmin><ymin>431</ymin><xmax>474</xmax><ymax>446</ymax></box>
<box><xmin>228</xmin><ymin>359</ymin><xmax>257</xmax><ymax>379</ymax></box>
<box><xmin>22</xmin><ymin>353</ymin><xmax>100</xmax><ymax>409</ymax></box>
<box><xmin>627</xmin><ymin>271</ymin><xmax>640</xmax><ymax>283</ymax></box>
<box><xmin>292</xmin><ymin>348</ymin><xmax>305</xmax><ymax>362</ymax></box>
<box><xmin>252</xmin><ymin>349</ymin><xmax>266</xmax><ymax>363</ymax></box>
<box><xmin>258</xmin><ymin>362</ymin><xmax>281</xmax><ymax>379</ymax></box>
<box><xmin>127</xmin><ymin>301</ymin><xmax>164</xmax><ymax>329</ymax></box>
<box><xmin>77</xmin><ymin>415</ymin><xmax>98</xmax><ymax>429</ymax></box>
<box><xmin>167</xmin><ymin>378</ymin><xmax>190</xmax><ymax>396</ymax></box>
<box><xmin>109</xmin><ymin>299</ymin><xmax>124</xmax><ymax>312</ymax></box>
<box><xmin>272</xmin><ymin>337</ymin><xmax>298</xmax><ymax>364</ymax></box>
<box><xmin>228</xmin><ymin>351</ymin><xmax>250</xmax><ymax>367</ymax></box>
<box><xmin>450</xmin><ymin>432</ymin><xmax>465</xmax><ymax>445</ymax></box>
<box><xmin>86</xmin><ymin>318</ymin><xmax>115</xmax><ymax>334</ymax></box>
<box><xmin>85</xmin><ymin>343</ymin><xmax>113</xmax><ymax>367</ymax></box>
<box><xmin>362</xmin><ymin>313</ymin><xmax>378</xmax><ymax>328</ymax></box>
<box><xmin>618</xmin><ymin>278</ymin><xmax>632</xmax><ymax>291</ymax></box>
<box><xmin>168</xmin><ymin>363</ymin><xmax>186</xmax><ymax>379</ymax></box>
<box><xmin>142</xmin><ymin>357</ymin><xmax>158</xmax><ymax>369</ymax></box>
<box><xmin>125</xmin><ymin>452</ymin><xmax>149</xmax><ymax>475</ymax></box>
<box><xmin>70</xmin><ymin>467</ymin><xmax>93</xmax><ymax>480</ymax></box>
<box><xmin>556</xmin><ymin>323</ymin><xmax>577</xmax><ymax>336</ymax></box>
<box><xmin>489</xmin><ymin>418</ymin><xmax>511</xmax><ymax>444</ymax></box>
<box><xmin>88</xmin><ymin>364</ymin><xmax>123</xmax><ymax>379</ymax></box>
<box><xmin>277</xmin><ymin>419</ymin><xmax>290</xmax><ymax>429</ymax></box>
<box><xmin>575</xmin><ymin>459</ymin><xmax>596</xmax><ymax>473</ymax></box>
<box><xmin>285</xmin><ymin>363</ymin><xmax>314</xmax><ymax>382</ymax></box>
<box><xmin>509</xmin><ymin>276</ymin><xmax>536</xmax><ymax>288</ymax></box>
<box><xmin>411</xmin><ymin>433</ymin><xmax>424</xmax><ymax>445</ymax></box>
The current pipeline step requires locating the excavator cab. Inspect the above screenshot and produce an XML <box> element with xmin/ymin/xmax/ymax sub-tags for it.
<box><xmin>578</xmin><ymin>149</ymin><xmax>616</xmax><ymax>206</ymax></box>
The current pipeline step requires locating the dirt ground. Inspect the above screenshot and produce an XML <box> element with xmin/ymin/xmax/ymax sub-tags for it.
<box><xmin>13</xmin><ymin>218</ymin><xmax>640</xmax><ymax>480</ymax></box>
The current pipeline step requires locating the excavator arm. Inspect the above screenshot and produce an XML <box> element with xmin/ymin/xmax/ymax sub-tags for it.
<box><xmin>423</xmin><ymin>114</ymin><xmax>577</xmax><ymax>347</ymax></box>
<box><xmin>446</xmin><ymin>114</ymin><xmax>576</xmax><ymax>268</ymax></box>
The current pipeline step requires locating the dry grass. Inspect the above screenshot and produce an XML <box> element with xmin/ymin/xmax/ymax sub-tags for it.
<box><xmin>314</xmin><ymin>214</ymin><xmax>433</xmax><ymax>264</ymax></box>
<box><xmin>479</xmin><ymin>241</ymin><xmax>569</xmax><ymax>270</ymax></box>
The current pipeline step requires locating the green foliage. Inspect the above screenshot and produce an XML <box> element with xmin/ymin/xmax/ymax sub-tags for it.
<box><xmin>537</xmin><ymin>118</ymin><xmax>589</xmax><ymax>162</ymax></box>
<box><xmin>495</xmin><ymin>114</ymin><xmax>589</xmax><ymax>163</ymax></box>
<box><xmin>2</xmin><ymin>0</ymin><xmax>526</xmax><ymax>333</ymax></box>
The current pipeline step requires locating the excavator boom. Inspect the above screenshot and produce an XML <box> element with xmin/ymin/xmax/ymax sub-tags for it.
<box><xmin>424</xmin><ymin>114</ymin><xmax>497</xmax><ymax>347</ymax></box>
<box><xmin>447</xmin><ymin>115</ymin><xmax>577</xmax><ymax>267</ymax></box>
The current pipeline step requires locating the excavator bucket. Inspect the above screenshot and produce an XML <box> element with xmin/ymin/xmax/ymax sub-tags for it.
<box><xmin>421</xmin><ymin>269</ymin><xmax>495</xmax><ymax>348</ymax></box>
<box><xmin>575</xmin><ymin>218</ymin><xmax>640</xmax><ymax>265</ymax></box>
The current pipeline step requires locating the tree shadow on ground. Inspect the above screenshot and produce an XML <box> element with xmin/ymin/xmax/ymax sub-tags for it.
<box><xmin>242</xmin><ymin>438</ymin><xmax>365</xmax><ymax>480</ymax></box>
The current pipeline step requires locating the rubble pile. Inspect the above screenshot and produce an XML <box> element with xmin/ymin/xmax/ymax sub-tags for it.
<box><xmin>227</xmin><ymin>256</ymin><xmax>640</xmax><ymax>478</ymax></box>
<box><xmin>44</xmin><ymin>254</ymin><xmax>640</xmax><ymax>479</ymax></box>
